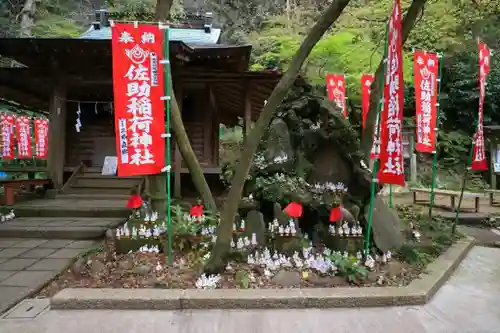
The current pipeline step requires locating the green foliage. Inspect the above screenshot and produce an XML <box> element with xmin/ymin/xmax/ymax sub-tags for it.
<box><xmin>328</xmin><ymin>253</ymin><xmax>368</xmax><ymax>284</ymax></box>
<box><xmin>437</xmin><ymin>131</ymin><xmax>471</xmax><ymax>166</ymax></box>
<box><xmin>395</xmin><ymin>205</ymin><xmax>463</xmax><ymax>266</ymax></box>
<box><xmin>234</xmin><ymin>270</ymin><xmax>251</xmax><ymax>288</ymax></box>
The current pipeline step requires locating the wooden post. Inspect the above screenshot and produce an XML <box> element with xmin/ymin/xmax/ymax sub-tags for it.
<box><xmin>490</xmin><ymin>139</ymin><xmax>496</xmax><ymax>190</ymax></box>
<box><xmin>203</xmin><ymin>87</ymin><xmax>212</xmax><ymax>163</ymax></box>
<box><xmin>243</xmin><ymin>84</ymin><xmax>252</xmax><ymax>142</ymax></box>
<box><xmin>408</xmin><ymin>130</ymin><xmax>417</xmax><ymax>183</ymax></box>
<box><xmin>208</xmin><ymin>87</ymin><xmax>219</xmax><ymax>166</ymax></box>
<box><xmin>174</xmin><ymin>84</ymin><xmax>183</xmax><ymax>198</ymax></box>
<box><xmin>48</xmin><ymin>83</ymin><xmax>67</xmax><ymax>189</ymax></box>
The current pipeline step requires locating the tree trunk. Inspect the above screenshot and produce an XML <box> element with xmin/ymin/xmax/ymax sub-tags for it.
<box><xmin>360</xmin><ymin>0</ymin><xmax>429</xmax><ymax>159</ymax></box>
<box><xmin>19</xmin><ymin>0</ymin><xmax>36</xmax><ymax>37</ymax></box>
<box><xmin>169</xmin><ymin>75</ymin><xmax>217</xmax><ymax>212</ymax></box>
<box><xmin>204</xmin><ymin>0</ymin><xmax>354</xmax><ymax>274</ymax></box>
<box><xmin>156</xmin><ymin>0</ymin><xmax>172</xmax><ymax>21</ymax></box>
<box><xmin>149</xmin><ymin>0</ymin><xmax>217</xmax><ymax>214</ymax></box>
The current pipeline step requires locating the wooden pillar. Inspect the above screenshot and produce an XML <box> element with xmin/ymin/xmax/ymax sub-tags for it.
<box><xmin>174</xmin><ymin>84</ymin><xmax>183</xmax><ymax>198</ymax></box>
<box><xmin>48</xmin><ymin>83</ymin><xmax>67</xmax><ymax>189</ymax></box>
<box><xmin>203</xmin><ymin>87</ymin><xmax>212</xmax><ymax>164</ymax></box>
<box><xmin>408</xmin><ymin>131</ymin><xmax>417</xmax><ymax>183</ymax></box>
<box><xmin>208</xmin><ymin>87</ymin><xmax>219</xmax><ymax>165</ymax></box>
<box><xmin>490</xmin><ymin>139</ymin><xmax>496</xmax><ymax>190</ymax></box>
<box><xmin>243</xmin><ymin>83</ymin><xmax>252</xmax><ymax>142</ymax></box>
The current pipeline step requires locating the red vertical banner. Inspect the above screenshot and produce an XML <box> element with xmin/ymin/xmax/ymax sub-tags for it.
<box><xmin>111</xmin><ymin>23</ymin><xmax>165</xmax><ymax>177</ymax></box>
<box><xmin>361</xmin><ymin>74</ymin><xmax>379</xmax><ymax>160</ymax></box>
<box><xmin>378</xmin><ymin>0</ymin><xmax>405</xmax><ymax>186</ymax></box>
<box><xmin>361</xmin><ymin>74</ymin><xmax>374</xmax><ymax>129</ymax></box>
<box><xmin>414</xmin><ymin>51</ymin><xmax>439</xmax><ymax>153</ymax></box>
<box><xmin>470</xmin><ymin>40</ymin><xmax>490</xmax><ymax>171</ymax></box>
<box><xmin>0</xmin><ymin>114</ymin><xmax>15</xmax><ymax>160</ymax></box>
<box><xmin>326</xmin><ymin>74</ymin><xmax>347</xmax><ymax>118</ymax></box>
<box><xmin>15</xmin><ymin>116</ymin><xmax>32</xmax><ymax>158</ymax></box>
<box><xmin>34</xmin><ymin>118</ymin><xmax>49</xmax><ymax>159</ymax></box>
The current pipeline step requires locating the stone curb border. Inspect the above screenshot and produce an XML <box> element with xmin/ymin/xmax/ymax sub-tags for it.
<box><xmin>50</xmin><ymin>238</ymin><xmax>475</xmax><ymax>310</ymax></box>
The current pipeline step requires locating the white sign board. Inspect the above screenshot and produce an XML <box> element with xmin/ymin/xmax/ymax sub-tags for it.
<box><xmin>495</xmin><ymin>144</ymin><xmax>500</xmax><ymax>173</ymax></box>
<box><xmin>101</xmin><ymin>156</ymin><xmax>118</xmax><ymax>176</ymax></box>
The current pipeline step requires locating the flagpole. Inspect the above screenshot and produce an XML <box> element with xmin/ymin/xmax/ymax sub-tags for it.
<box><xmin>162</xmin><ymin>25</ymin><xmax>173</xmax><ymax>265</ymax></box>
<box><xmin>344</xmin><ymin>76</ymin><xmax>349</xmax><ymax>121</ymax></box>
<box><xmin>364</xmin><ymin>23</ymin><xmax>389</xmax><ymax>256</ymax></box>
<box><xmin>428</xmin><ymin>53</ymin><xmax>444</xmax><ymax>217</ymax></box>
<box><xmin>389</xmin><ymin>185</ymin><xmax>393</xmax><ymax>207</ymax></box>
<box><xmin>453</xmin><ymin>134</ymin><xmax>474</xmax><ymax>234</ymax></box>
<box><xmin>454</xmin><ymin>39</ymin><xmax>489</xmax><ymax>233</ymax></box>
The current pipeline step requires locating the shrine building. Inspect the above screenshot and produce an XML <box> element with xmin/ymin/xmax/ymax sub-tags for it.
<box><xmin>0</xmin><ymin>10</ymin><xmax>281</xmax><ymax>197</ymax></box>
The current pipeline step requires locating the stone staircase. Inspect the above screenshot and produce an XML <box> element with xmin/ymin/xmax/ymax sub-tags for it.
<box><xmin>1</xmin><ymin>167</ymin><xmax>139</xmax><ymax>239</ymax></box>
<box><xmin>63</xmin><ymin>166</ymin><xmax>141</xmax><ymax>197</ymax></box>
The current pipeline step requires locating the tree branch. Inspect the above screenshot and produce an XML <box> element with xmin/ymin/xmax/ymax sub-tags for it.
<box><xmin>204</xmin><ymin>0</ymin><xmax>354</xmax><ymax>274</ymax></box>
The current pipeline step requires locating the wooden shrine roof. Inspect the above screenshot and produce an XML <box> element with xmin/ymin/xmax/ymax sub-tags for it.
<box><xmin>0</xmin><ymin>38</ymin><xmax>251</xmax><ymax>76</ymax></box>
<box><xmin>0</xmin><ymin>67</ymin><xmax>283</xmax><ymax>121</ymax></box>
<box><xmin>0</xmin><ymin>23</ymin><xmax>282</xmax><ymax>121</ymax></box>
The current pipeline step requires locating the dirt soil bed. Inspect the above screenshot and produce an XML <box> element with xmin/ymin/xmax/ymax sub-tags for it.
<box><xmin>38</xmin><ymin>250</ymin><xmax>424</xmax><ymax>297</ymax></box>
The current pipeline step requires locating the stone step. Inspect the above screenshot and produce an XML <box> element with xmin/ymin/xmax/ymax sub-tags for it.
<box><xmin>14</xmin><ymin>198</ymin><xmax>130</xmax><ymax>218</ymax></box>
<box><xmin>55</xmin><ymin>193</ymin><xmax>130</xmax><ymax>200</ymax></box>
<box><xmin>13</xmin><ymin>206</ymin><xmax>130</xmax><ymax>218</ymax></box>
<box><xmin>78</xmin><ymin>173</ymin><xmax>142</xmax><ymax>180</ymax></box>
<box><xmin>81</xmin><ymin>166</ymin><xmax>105</xmax><ymax>173</ymax></box>
<box><xmin>74</xmin><ymin>176</ymin><xmax>140</xmax><ymax>188</ymax></box>
<box><xmin>65</xmin><ymin>186</ymin><xmax>132</xmax><ymax>195</ymax></box>
<box><xmin>0</xmin><ymin>217</ymin><xmax>125</xmax><ymax>239</ymax></box>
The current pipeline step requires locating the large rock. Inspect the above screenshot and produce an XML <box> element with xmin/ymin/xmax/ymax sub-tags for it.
<box><xmin>308</xmin><ymin>146</ymin><xmax>352</xmax><ymax>186</ymax></box>
<box><xmin>272</xmin><ymin>202</ymin><xmax>282</xmax><ymax>220</ymax></box>
<box><xmin>365</xmin><ymin>196</ymin><xmax>404</xmax><ymax>252</ymax></box>
<box><xmin>264</xmin><ymin>119</ymin><xmax>294</xmax><ymax>171</ymax></box>
<box><xmin>271</xmin><ymin>269</ymin><xmax>301</xmax><ymax>287</ymax></box>
<box><xmin>243</xmin><ymin>210</ymin><xmax>267</xmax><ymax>246</ymax></box>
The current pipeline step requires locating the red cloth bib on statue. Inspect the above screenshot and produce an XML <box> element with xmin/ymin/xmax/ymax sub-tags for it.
<box><xmin>284</xmin><ymin>202</ymin><xmax>303</xmax><ymax>218</ymax></box>
<box><xmin>126</xmin><ymin>194</ymin><xmax>143</xmax><ymax>209</ymax></box>
<box><xmin>190</xmin><ymin>204</ymin><xmax>204</xmax><ymax>217</ymax></box>
<box><xmin>329</xmin><ymin>205</ymin><xmax>343</xmax><ymax>223</ymax></box>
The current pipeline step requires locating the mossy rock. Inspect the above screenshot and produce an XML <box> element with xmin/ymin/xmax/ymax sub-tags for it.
<box><xmin>242</xmin><ymin>210</ymin><xmax>267</xmax><ymax>247</ymax></box>
<box><xmin>272</xmin><ymin>202</ymin><xmax>282</xmax><ymax>220</ymax></box>
<box><xmin>273</xmin><ymin>235</ymin><xmax>303</xmax><ymax>256</ymax></box>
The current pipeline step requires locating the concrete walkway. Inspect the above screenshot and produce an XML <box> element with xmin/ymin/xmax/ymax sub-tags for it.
<box><xmin>0</xmin><ymin>238</ymin><xmax>97</xmax><ymax>314</ymax></box>
<box><xmin>0</xmin><ymin>217</ymin><xmax>124</xmax><ymax>239</ymax></box>
<box><xmin>0</xmin><ymin>246</ymin><xmax>498</xmax><ymax>332</ymax></box>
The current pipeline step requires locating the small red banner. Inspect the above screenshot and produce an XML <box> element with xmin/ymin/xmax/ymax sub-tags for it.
<box><xmin>34</xmin><ymin>118</ymin><xmax>49</xmax><ymax>159</ymax></box>
<box><xmin>370</xmin><ymin>113</ymin><xmax>381</xmax><ymax>161</ymax></box>
<box><xmin>0</xmin><ymin>114</ymin><xmax>15</xmax><ymax>160</ymax></box>
<box><xmin>471</xmin><ymin>40</ymin><xmax>490</xmax><ymax>171</ymax></box>
<box><xmin>414</xmin><ymin>51</ymin><xmax>439</xmax><ymax>153</ymax></box>
<box><xmin>378</xmin><ymin>0</ymin><xmax>405</xmax><ymax>186</ymax></box>
<box><xmin>361</xmin><ymin>74</ymin><xmax>374</xmax><ymax>129</ymax></box>
<box><xmin>326</xmin><ymin>74</ymin><xmax>347</xmax><ymax>118</ymax></box>
<box><xmin>15</xmin><ymin>116</ymin><xmax>32</xmax><ymax>158</ymax></box>
<box><xmin>361</xmin><ymin>74</ymin><xmax>379</xmax><ymax>160</ymax></box>
<box><xmin>111</xmin><ymin>23</ymin><xmax>165</xmax><ymax>177</ymax></box>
